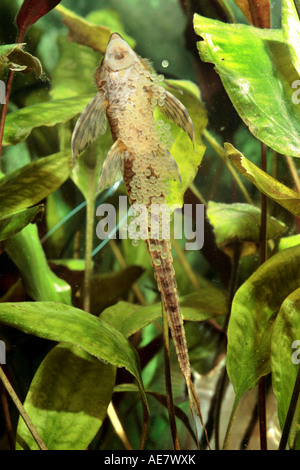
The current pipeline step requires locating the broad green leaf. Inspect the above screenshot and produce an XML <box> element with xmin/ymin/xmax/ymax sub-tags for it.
<box><xmin>282</xmin><ymin>0</ymin><xmax>300</xmax><ymax>76</ymax></box>
<box><xmin>194</xmin><ymin>14</ymin><xmax>300</xmax><ymax>157</ymax></box>
<box><xmin>101</xmin><ymin>284</ymin><xmax>228</xmax><ymax>339</ymax></box>
<box><xmin>227</xmin><ymin>244</ymin><xmax>300</xmax><ymax>400</ymax></box>
<box><xmin>0</xmin><ymin>43</ymin><xmax>42</xmax><ymax>77</ymax></box>
<box><xmin>279</xmin><ymin>234</ymin><xmax>300</xmax><ymax>251</ymax></box>
<box><xmin>225</xmin><ymin>143</ymin><xmax>300</xmax><ymax>217</ymax></box>
<box><xmin>50</xmin><ymin>35</ymin><xmax>100</xmax><ymax>101</ymax></box>
<box><xmin>0</xmin><ymin>151</ymin><xmax>72</xmax><ymax>217</ymax></box>
<box><xmin>55</xmin><ymin>5</ymin><xmax>110</xmax><ymax>53</ymax></box>
<box><xmin>0</xmin><ymin>205</ymin><xmax>43</xmax><ymax>241</ymax></box>
<box><xmin>2</xmin><ymin>94</ymin><xmax>95</xmax><ymax>146</ymax></box>
<box><xmin>16</xmin><ymin>343</ymin><xmax>116</xmax><ymax>450</ymax></box>
<box><xmin>86</xmin><ymin>9</ymin><xmax>136</xmax><ymax>48</ymax></box>
<box><xmin>271</xmin><ymin>287</ymin><xmax>300</xmax><ymax>449</ymax></box>
<box><xmin>4</xmin><ymin>224</ymin><xmax>72</xmax><ymax>304</ymax></box>
<box><xmin>0</xmin><ymin>301</ymin><xmax>148</xmax><ymax>411</ymax></box>
<box><xmin>207</xmin><ymin>201</ymin><xmax>287</xmax><ymax>258</ymax></box>
<box><xmin>159</xmin><ymin>80</ymin><xmax>207</xmax><ymax>208</ymax></box>
<box><xmin>89</xmin><ymin>265</ymin><xmax>145</xmax><ymax>315</ymax></box>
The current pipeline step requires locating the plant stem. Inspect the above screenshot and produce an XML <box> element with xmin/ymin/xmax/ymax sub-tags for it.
<box><xmin>0</xmin><ymin>69</ymin><xmax>14</xmax><ymax>162</ymax></box>
<box><xmin>109</xmin><ymin>239</ymin><xmax>147</xmax><ymax>306</ymax></box>
<box><xmin>285</xmin><ymin>155</ymin><xmax>300</xmax><ymax>193</ymax></box>
<box><xmin>279</xmin><ymin>365</ymin><xmax>300</xmax><ymax>450</ymax></box>
<box><xmin>161</xmin><ymin>303</ymin><xmax>180</xmax><ymax>450</ymax></box>
<box><xmin>83</xmin><ymin>170</ymin><xmax>96</xmax><ymax>312</ymax></box>
<box><xmin>214</xmin><ymin>244</ymin><xmax>241</xmax><ymax>449</ymax></box>
<box><xmin>202</xmin><ymin>129</ymin><xmax>253</xmax><ymax>205</ymax></box>
<box><xmin>171</xmin><ymin>238</ymin><xmax>200</xmax><ymax>290</ymax></box>
<box><xmin>0</xmin><ymin>365</ymin><xmax>47</xmax><ymax>450</ymax></box>
<box><xmin>258</xmin><ymin>142</ymin><xmax>267</xmax><ymax>450</ymax></box>
<box><xmin>0</xmin><ymin>378</ymin><xmax>15</xmax><ymax>449</ymax></box>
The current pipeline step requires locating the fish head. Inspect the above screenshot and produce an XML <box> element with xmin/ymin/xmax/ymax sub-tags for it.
<box><xmin>105</xmin><ymin>32</ymin><xmax>136</xmax><ymax>71</ymax></box>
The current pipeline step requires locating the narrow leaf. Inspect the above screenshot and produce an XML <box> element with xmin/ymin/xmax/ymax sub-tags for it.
<box><xmin>225</xmin><ymin>143</ymin><xmax>300</xmax><ymax>217</ymax></box>
<box><xmin>0</xmin><ymin>205</ymin><xmax>43</xmax><ymax>241</ymax></box>
<box><xmin>16</xmin><ymin>343</ymin><xmax>116</xmax><ymax>450</ymax></box>
<box><xmin>16</xmin><ymin>0</ymin><xmax>62</xmax><ymax>39</ymax></box>
<box><xmin>0</xmin><ymin>151</ymin><xmax>73</xmax><ymax>217</ymax></box>
<box><xmin>2</xmin><ymin>94</ymin><xmax>94</xmax><ymax>146</ymax></box>
<box><xmin>55</xmin><ymin>5</ymin><xmax>112</xmax><ymax>53</ymax></box>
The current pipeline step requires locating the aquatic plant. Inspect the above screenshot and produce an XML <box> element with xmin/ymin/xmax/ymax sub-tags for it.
<box><xmin>0</xmin><ymin>0</ymin><xmax>298</xmax><ymax>451</ymax></box>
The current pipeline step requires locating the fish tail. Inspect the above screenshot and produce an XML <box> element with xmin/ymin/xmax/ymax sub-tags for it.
<box><xmin>146</xmin><ymin>238</ymin><xmax>208</xmax><ymax>448</ymax></box>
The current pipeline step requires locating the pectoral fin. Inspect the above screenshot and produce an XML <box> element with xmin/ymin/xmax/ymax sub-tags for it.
<box><xmin>166</xmin><ymin>151</ymin><xmax>182</xmax><ymax>183</ymax></box>
<box><xmin>159</xmin><ymin>90</ymin><xmax>194</xmax><ymax>145</ymax></box>
<box><xmin>71</xmin><ymin>92</ymin><xmax>108</xmax><ymax>165</ymax></box>
<box><xmin>97</xmin><ymin>139</ymin><xmax>125</xmax><ymax>191</ymax></box>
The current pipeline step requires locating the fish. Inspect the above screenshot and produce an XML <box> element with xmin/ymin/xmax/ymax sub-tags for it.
<box><xmin>71</xmin><ymin>32</ymin><xmax>207</xmax><ymax>448</ymax></box>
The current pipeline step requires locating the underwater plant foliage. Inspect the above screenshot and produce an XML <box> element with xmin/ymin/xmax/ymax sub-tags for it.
<box><xmin>0</xmin><ymin>0</ymin><xmax>299</xmax><ymax>451</ymax></box>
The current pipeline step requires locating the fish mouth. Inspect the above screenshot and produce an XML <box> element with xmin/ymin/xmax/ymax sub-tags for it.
<box><xmin>109</xmin><ymin>32</ymin><xmax>124</xmax><ymax>42</ymax></box>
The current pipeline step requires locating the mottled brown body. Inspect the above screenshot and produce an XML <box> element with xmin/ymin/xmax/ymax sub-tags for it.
<box><xmin>72</xmin><ymin>32</ymin><xmax>205</xmax><ymax>446</ymax></box>
<box><xmin>123</xmin><ymin>159</ymin><xmax>190</xmax><ymax>382</ymax></box>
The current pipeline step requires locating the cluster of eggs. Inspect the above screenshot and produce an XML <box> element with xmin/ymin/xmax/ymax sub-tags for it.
<box><xmin>113</xmin><ymin>64</ymin><xmax>176</xmax><ymax>249</ymax></box>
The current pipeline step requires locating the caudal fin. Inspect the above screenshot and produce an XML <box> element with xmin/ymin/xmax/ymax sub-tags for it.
<box><xmin>187</xmin><ymin>377</ymin><xmax>210</xmax><ymax>449</ymax></box>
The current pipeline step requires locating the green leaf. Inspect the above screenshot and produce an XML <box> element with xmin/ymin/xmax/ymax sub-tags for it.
<box><xmin>207</xmin><ymin>201</ymin><xmax>287</xmax><ymax>258</ymax></box>
<box><xmin>0</xmin><ymin>43</ymin><xmax>42</xmax><ymax>77</ymax></box>
<box><xmin>227</xmin><ymin>244</ymin><xmax>300</xmax><ymax>400</ymax></box>
<box><xmin>2</xmin><ymin>95</ymin><xmax>95</xmax><ymax>146</ymax></box>
<box><xmin>50</xmin><ymin>35</ymin><xmax>100</xmax><ymax>101</ymax></box>
<box><xmin>194</xmin><ymin>14</ymin><xmax>300</xmax><ymax>157</ymax></box>
<box><xmin>225</xmin><ymin>143</ymin><xmax>300</xmax><ymax>217</ymax></box>
<box><xmin>101</xmin><ymin>284</ymin><xmax>228</xmax><ymax>339</ymax></box>
<box><xmin>16</xmin><ymin>343</ymin><xmax>116</xmax><ymax>450</ymax></box>
<box><xmin>0</xmin><ymin>205</ymin><xmax>43</xmax><ymax>241</ymax></box>
<box><xmin>160</xmin><ymin>80</ymin><xmax>207</xmax><ymax>208</ymax></box>
<box><xmin>279</xmin><ymin>234</ymin><xmax>300</xmax><ymax>251</ymax></box>
<box><xmin>282</xmin><ymin>0</ymin><xmax>300</xmax><ymax>76</ymax></box>
<box><xmin>4</xmin><ymin>224</ymin><xmax>72</xmax><ymax>304</ymax></box>
<box><xmin>89</xmin><ymin>266</ymin><xmax>145</xmax><ymax>315</ymax></box>
<box><xmin>0</xmin><ymin>301</ymin><xmax>148</xmax><ymax>413</ymax></box>
<box><xmin>0</xmin><ymin>151</ymin><xmax>72</xmax><ymax>217</ymax></box>
<box><xmin>86</xmin><ymin>9</ymin><xmax>136</xmax><ymax>48</ymax></box>
<box><xmin>271</xmin><ymin>287</ymin><xmax>300</xmax><ymax>449</ymax></box>
<box><xmin>54</xmin><ymin>5</ymin><xmax>110</xmax><ymax>53</ymax></box>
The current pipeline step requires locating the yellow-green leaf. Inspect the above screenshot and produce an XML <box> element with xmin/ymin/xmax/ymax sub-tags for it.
<box><xmin>225</xmin><ymin>143</ymin><xmax>300</xmax><ymax>217</ymax></box>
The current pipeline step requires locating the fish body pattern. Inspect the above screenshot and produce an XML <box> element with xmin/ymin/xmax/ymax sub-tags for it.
<box><xmin>72</xmin><ymin>33</ymin><xmax>205</xmax><ymax>446</ymax></box>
